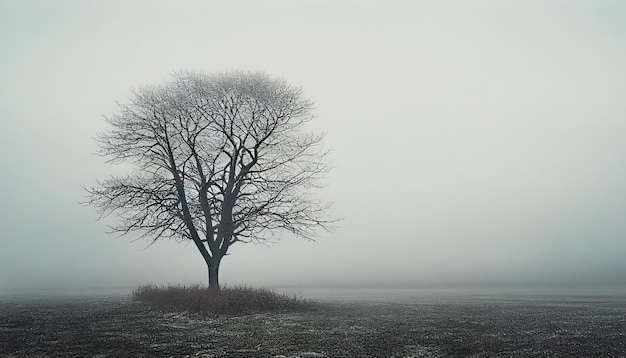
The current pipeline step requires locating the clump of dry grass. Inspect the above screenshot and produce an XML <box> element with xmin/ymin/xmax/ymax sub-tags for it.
<box><xmin>132</xmin><ymin>284</ymin><xmax>313</xmax><ymax>316</ymax></box>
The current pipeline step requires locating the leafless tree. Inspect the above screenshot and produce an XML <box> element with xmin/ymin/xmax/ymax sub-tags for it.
<box><xmin>85</xmin><ymin>71</ymin><xmax>333</xmax><ymax>290</ymax></box>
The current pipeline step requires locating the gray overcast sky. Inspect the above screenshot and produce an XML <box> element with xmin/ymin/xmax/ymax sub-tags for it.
<box><xmin>1</xmin><ymin>0</ymin><xmax>625</xmax><ymax>291</ymax></box>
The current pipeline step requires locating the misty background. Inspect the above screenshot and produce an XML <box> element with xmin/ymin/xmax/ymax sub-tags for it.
<box><xmin>1</xmin><ymin>0</ymin><xmax>625</xmax><ymax>292</ymax></box>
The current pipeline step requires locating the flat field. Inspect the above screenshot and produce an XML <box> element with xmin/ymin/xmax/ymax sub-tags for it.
<box><xmin>1</xmin><ymin>291</ymin><xmax>625</xmax><ymax>357</ymax></box>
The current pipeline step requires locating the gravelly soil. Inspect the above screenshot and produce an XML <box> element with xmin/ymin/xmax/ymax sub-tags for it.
<box><xmin>1</xmin><ymin>294</ymin><xmax>625</xmax><ymax>357</ymax></box>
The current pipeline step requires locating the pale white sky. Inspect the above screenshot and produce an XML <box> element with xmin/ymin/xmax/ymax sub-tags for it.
<box><xmin>1</xmin><ymin>0</ymin><xmax>625</xmax><ymax>291</ymax></box>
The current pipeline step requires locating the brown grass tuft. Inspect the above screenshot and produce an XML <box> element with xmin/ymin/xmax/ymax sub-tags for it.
<box><xmin>132</xmin><ymin>284</ymin><xmax>313</xmax><ymax>316</ymax></box>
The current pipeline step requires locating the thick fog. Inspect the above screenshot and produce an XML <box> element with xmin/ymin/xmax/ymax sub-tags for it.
<box><xmin>1</xmin><ymin>0</ymin><xmax>625</xmax><ymax>292</ymax></box>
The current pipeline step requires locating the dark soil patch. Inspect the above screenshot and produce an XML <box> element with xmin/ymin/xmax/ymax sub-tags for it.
<box><xmin>1</xmin><ymin>294</ymin><xmax>625</xmax><ymax>357</ymax></box>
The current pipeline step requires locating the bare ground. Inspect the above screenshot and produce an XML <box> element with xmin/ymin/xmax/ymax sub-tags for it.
<box><xmin>1</xmin><ymin>294</ymin><xmax>625</xmax><ymax>357</ymax></box>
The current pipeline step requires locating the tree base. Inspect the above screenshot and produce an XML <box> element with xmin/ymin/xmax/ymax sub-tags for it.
<box><xmin>132</xmin><ymin>284</ymin><xmax>313</xmax><ymax>316</ymax></box>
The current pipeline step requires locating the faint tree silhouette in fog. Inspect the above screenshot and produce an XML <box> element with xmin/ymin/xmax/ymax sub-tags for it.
<box><xmin>86</xmin><ymin>71</ymin><xmax>334</xmax><ymax>290</ymax></box>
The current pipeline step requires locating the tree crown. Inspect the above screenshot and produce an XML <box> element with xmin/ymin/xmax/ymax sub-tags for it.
<box><xmin>87</xmin><ymin>71</ymin><xmax>333</xmax><ymax>251</ymax></box>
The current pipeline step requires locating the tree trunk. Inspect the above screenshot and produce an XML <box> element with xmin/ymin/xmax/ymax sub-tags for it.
<box><xmin>207</xmin><ymin>256</ymin><xmax>221</xmax><ymax>291</ymax></box>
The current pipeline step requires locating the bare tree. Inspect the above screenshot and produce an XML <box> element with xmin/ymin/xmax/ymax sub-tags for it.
<box><xmin>85</xmin><ymin>71</ymin><xmax>333</xmax><ymax>290</ymax></box>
